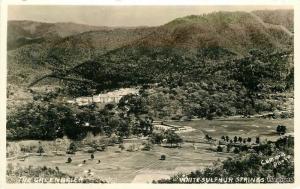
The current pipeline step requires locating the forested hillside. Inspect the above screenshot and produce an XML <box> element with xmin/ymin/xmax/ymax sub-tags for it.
<box><xmin>7</xmin><ymin>10</ymin><xmax>294</xmax><ymax>134</ymax></box>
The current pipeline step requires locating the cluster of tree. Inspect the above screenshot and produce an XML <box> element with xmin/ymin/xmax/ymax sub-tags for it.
<box><xmin>7</xmin><ymin>100</ymin><xmax>73</xmax><ymax>140</ymax></box>
<box><xmin>6</xmin><ymin>93</ymin><xmax>153</xmax><ymax>140</ymax></box>
<box><xmin>154</xmin><ymin>136</ymin><xmax>294</xmax><ymax>183</ymax></box>
<box><xmin>214</xmin><ymin>135</ymin><xmax>261</xmax><ymax>154</ymax></box>
<box><xmin>66</xmin><ymin>142</ymin><xmax>77</xmax><ymax>154</ymax></box>
<box><xmin>150</xmin><ymin>130</ymin><xmax>183</xmax><ymax>147</ymax></box>
<box><xmin>37</xmin><ymin>141</ymin><xmax>45</xmax><ymax>156</ymax></box>
<box><xmin>276</xmin><ymin>125</ymin><xmax>287</xmax><ymax>135</ymax></box>
<box><xmin>216</xmin><ymin>125</ymin><xmax>287</xmax><ymax>154</ymax></box>
<box><xmin>111</xmin><ymin>78</ymin><xmax>288</xmax><ymax>121</ymax></box>
<box><xmin>220</xmin><ymin>135</ymin><xmax>260</xmax><ymax>144</ymax></box>
<box><xmin>70</xmin><ymin>47</ymin><xmax>292</xmax><ymax>94</ymax></box>
<box><xmin>59</xmin><ymin>47</ymin><xmax>292</xmax><ymax>119</ymax></box>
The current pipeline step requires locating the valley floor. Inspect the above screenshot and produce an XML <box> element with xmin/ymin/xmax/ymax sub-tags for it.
<box><xmin>6</xmin><ymin>118</ymin><xmax>293</xmax><ymax>183</ymax></box>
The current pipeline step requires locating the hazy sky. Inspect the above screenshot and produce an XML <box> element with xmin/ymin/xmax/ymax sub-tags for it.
<box><xmin>8</xmin><ymin>5</ymin><xmax>293</xmax><ymax>27</ymax></box>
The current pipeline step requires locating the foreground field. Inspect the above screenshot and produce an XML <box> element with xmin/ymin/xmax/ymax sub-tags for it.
<box><xmin>7</xmin><ymin>118</ymin><xmax>293</xmax><ymax>183</ymax></box>
<box><xmin>7</xmin><ymin>143</ymin><xmax>231</xmax><ymax>183</ymax></box>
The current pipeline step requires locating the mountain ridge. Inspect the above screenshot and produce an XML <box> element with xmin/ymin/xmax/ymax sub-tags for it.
<box><xmin>7</xmin><ymin>10</ymin><xmax>293</xmax><ymax>90</ymax></box>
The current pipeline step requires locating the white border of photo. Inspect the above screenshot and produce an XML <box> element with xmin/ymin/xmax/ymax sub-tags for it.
<box><xmin>0</xmin><ymin>0</ymin><xmax>299</xmax><ymax>189</ymax></box>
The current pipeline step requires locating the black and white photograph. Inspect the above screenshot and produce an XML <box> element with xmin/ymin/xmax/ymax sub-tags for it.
<box><xmin>3</xmin><ymin>2</ymin><xmax>297</xmax><ymax>185</ymax></box>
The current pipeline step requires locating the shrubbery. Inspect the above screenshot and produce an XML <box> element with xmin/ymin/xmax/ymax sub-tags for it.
<box><xmin>155</xmin><ymin>136</ymin><xmax>294</xmax><ymax>183</ymax></box>
<box><xmin>66</xmin><ymin>142</ymin><xmax>77</xmax><ymax>154</ymax></box>
<box><xmin>7</xmin><ymin>96</ymin><xmax>154</xmax><ymax>140</ymax></box>
<box><xmin>276</xmin><ymin>125</ymin><xmax>287</xmax><ymax>135</ymax></box>
<box><xmin>150</xmin><ymin>130</ymin><xmax>183</xmax><ymax>147</ymax></box>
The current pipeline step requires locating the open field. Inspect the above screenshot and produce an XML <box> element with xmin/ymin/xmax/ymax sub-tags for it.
<box><xmin>7</xmin><ymin>143</ymin><xmax>231</xmax><ymax>183</ymax></box>
<box><xmin>7</xmin><ymin>118</ymin><xmax>293</xmax><ymax>183</ymax></box>
<box><xmin>170</xmin><ymin>118</ymin><xmax>294</xmax><ymax>142</ymax></box>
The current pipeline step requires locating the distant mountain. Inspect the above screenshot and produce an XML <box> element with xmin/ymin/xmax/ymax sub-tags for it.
<box><xmin>135</xmin><ymin>11</ymin><xmax>293</xmax><ymax>55</ymax></box>
<box><xmin>252</xmin><ymin>9</ymin><xmax>294</xmax><ymax>33</ymax></box>
<box><xmin>7</xmin><ymin>20</ymin><xmax>109</xmax><ymax>50</ymax></box>
<box><xmin>48</xmin><ymin>11</ymin><xmax>290</xmax><ymax>96</ymax></box>
<box><xmin>7</xmin><ymin>20</ymin><xmax>154</xmax><ymax>86</ymax></box>
<box><xmin>46</xmin><ymin>27</ymin><xmax>155</xmax><ymax>69</ymax></box>
<box><xmin>7</xmin><ymin>10</ymin><xmax>293</xmax><ymax>92</ymax></box>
